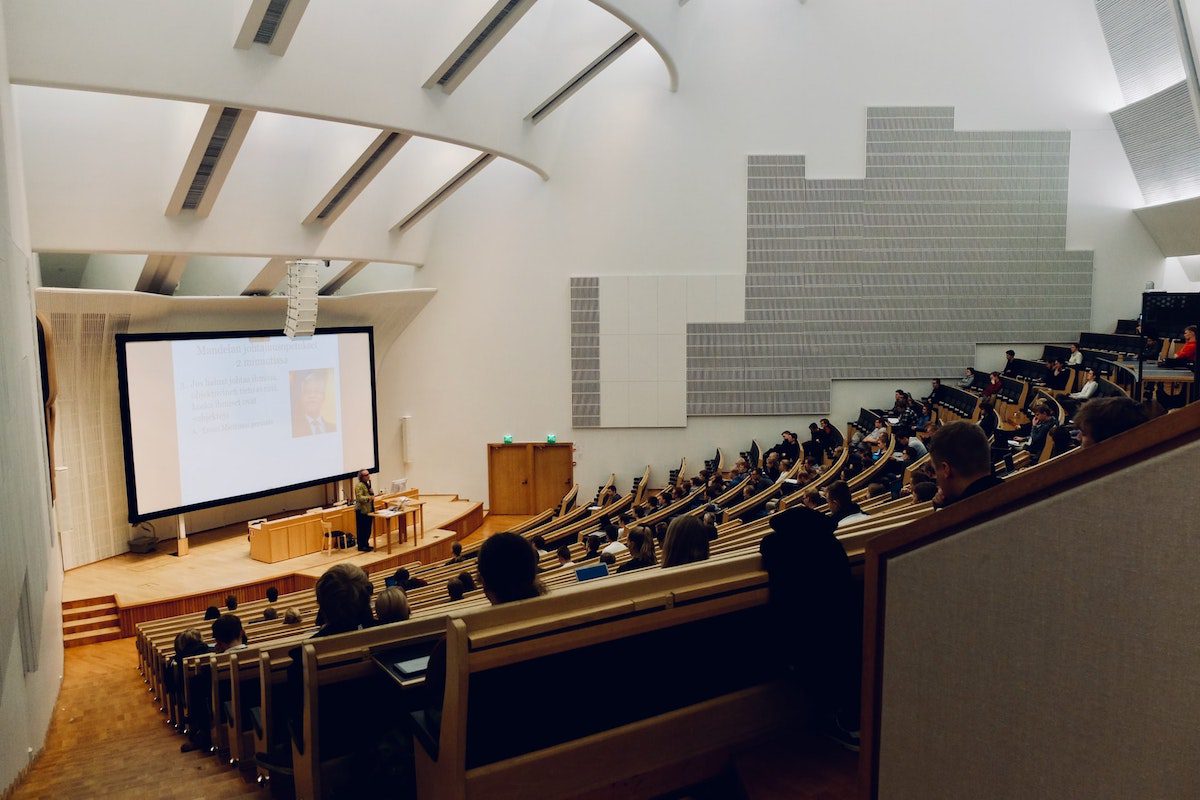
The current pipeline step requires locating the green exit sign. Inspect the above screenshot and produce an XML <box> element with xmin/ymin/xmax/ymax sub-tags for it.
<box><xmin>546</xmin><ymin>433</ymin><xmax>557</xmax><ymax>444</ymax></box>
<box><xmin>502</xmin><ymin>434</ymin><xmax>513</xmax><ymax>444</ymax></box>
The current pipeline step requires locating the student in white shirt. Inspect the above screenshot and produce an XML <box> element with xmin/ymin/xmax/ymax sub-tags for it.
<box><xmin>600</xmin><ymin>527</ymin><xmax>628</xmax><ymax>557</ymax></box>
<box><xmin>1063</xmin><ymin>367</ymin><xmax>1098</xmax><ymax>418</ymax></box>
<box><xmin>1067</xmin><ymin>343</ymin><xmax>1083</xmax><ymax>366</ymax></box>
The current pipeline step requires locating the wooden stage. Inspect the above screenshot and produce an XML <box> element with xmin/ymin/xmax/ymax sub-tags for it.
<box><xmin>62</xmin><ymin>492</ymin><xmax>488</xmax><ymax>636</ymax></box>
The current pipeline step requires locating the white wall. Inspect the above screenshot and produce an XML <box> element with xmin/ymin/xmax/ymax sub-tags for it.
<box><xmin>379</xmin><ymin>0</ymin><xmax>1172</xmax><ymax>506</ymax></box>
<box><xmin>0</xmin><ymin>3</ymin><xmax>63</xmax><ymax>793</ymax></box>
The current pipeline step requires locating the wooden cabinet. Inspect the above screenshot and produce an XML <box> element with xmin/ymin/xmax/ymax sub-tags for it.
<box><xmin>487</xmin><ymin>442</ymin><xmax>574</xmax><ymax>515</ymax></box>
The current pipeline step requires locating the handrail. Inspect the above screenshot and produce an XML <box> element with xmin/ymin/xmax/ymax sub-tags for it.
<box><xmin>859</xmin><ymin>399</ymin><xmax>1200</xmax><ymax>798</ymax></box>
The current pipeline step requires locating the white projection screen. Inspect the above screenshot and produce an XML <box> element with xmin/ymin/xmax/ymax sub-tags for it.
<box><xmin>116</xmin><ymin>327</ymin><xmax>379</xmax><ymax>521</ymax></box>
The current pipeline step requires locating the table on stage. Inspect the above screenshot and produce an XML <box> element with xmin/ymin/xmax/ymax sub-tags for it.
<box><xmin>247</xmin><ymin>490</ymin><xmax>418</xmax><ymax>563</ymax></box>
<box><xmin>370</xmin><ymin>501</ymin><xmax>425</xmax><ymax>555</ymax></box>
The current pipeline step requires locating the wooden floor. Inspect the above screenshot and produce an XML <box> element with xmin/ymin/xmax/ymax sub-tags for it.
<box><xmin>458</xmin><ymin>513</ymin><xmax>529</xmax><ymax>547</ymax></box>
<box><xmin>62</xmin><ymin>494</ymin><xmax>484</xmax><ymax>605</ymax></box>
<box><xmin>10</xmin><ymin>638</ymin><xmax>255</xmax><ymax>800</ymax></box>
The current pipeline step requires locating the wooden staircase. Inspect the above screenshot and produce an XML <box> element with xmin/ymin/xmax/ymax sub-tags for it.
<box><xmin>63</xmin><ymin>595</ymin><xmax>123</xmax><ymax>647</ymax></box>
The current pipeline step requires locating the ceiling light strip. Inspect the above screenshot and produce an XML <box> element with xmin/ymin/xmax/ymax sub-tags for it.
<box><xmin>527</xmin><ymin>29</ymin><xmax>642</xmax><ymax>123</ymax></box>
<box><xmin>423</xmin><ymin>0</ymin><xmax>539</xmax><ymax>94</ymax></box>
<box><xmin>303</xmin><ymin>131</ymin><xmax>411</xmax><ymax>226</ymax></box>
<box><xmin>391</xmin><ymin>153</ymin><xmax>497</xmax><ymax>234</ymax></box>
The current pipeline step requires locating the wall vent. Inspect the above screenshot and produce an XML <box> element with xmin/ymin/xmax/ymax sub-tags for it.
<box><xmin>254</xmin><ymin>0</ymin><xmax>291</xmax><ymax>44</ymax></box>
<box><xmin>528</xmin><ymin>30</ymin><xmax>641</xmax><ymax>123</ymax></box>
<box><xmin>235</xmin><ymin>0</ymin><xmax>309</xmax><ymax>55</ymax></box>
<box><xmin>392</xmin><ymin>153</ymin><xmax>496</xmax><ymax>234</ymax></box>
<box><xmin>423</xmin><ymin>0</ymin><xmax>538</xmax><ymax>94</ymax></box>
<box><xmin>166</xmin><ymin>105</ymin><xmax>256</xmax><ymax>217</ymax></box>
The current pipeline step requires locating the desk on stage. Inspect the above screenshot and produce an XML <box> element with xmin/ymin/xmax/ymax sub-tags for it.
<box><xmin>247</xmin><ymin>490</ymin><xmax>417</xmax><ymax>563</ymax></box>
<box><xmin>370</xmin><ymin>501</ymin><xmax>425</xmax><ymax>555</ymax></box>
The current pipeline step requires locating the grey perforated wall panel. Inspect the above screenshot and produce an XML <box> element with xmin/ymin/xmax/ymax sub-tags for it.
<box><xmin>1111</xmin><ymin>81</ymin><xmax>1200</xmax><ymax>205</ymax></box>
<box><xmin>570</xmin><ymin>277</ymin><xmax>600</xmax><ymax>427</ymax></box>
<box><xmin>1094</xmin><ymin>0</ymin><xmax>1187</xmax><ymax>103</ymax></box>
<box><xmin>569</xmin><ymin>107</ymin><xmax>1093</xmax><ymax>426</ymax></box>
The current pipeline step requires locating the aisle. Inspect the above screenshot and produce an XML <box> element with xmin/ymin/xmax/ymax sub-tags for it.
<box><xmin>10</xmin><ymin>638</ymin><xmax>256</xmax><ymax>800</ymax></box>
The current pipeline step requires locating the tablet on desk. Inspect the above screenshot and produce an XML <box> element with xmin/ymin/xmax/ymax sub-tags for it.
<box><xmin>576</xmin><ymin>564</ymin><xmax>609</xmax><ymax>582</ymax></box>
<box><xmin>393</xmin><ymin>656</ymin><xmax>430</xmax><ymax>678</ymax></box>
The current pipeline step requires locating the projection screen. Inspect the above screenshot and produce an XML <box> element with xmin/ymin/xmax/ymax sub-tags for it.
<box><xmin>116</xmin><ymin>327</ymin><xmax>378</xmax><ymax>522</ymax></box>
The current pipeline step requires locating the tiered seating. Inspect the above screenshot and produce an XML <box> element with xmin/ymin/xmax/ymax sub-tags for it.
<box><xmin>935</xmin><ymin>385</ymin><xmax>979</xmax><ymax>420</ymax></box>
<box><xmin>135</xmin><ymin>374</ymin><xmax>1130</xmax><ymax>798</ymax></box>
<box><xmin>1080</xmin><ymin>331</ymin><xmax>1142</xmax><ymax>359</ymax></box>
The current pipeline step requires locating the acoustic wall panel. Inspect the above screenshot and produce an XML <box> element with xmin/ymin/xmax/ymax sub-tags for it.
<box><xmin>1094</xmin><ymin>0</ymin><xmax>1187</xmax><ymax>103</ymax></box>
<box><xmin>1111</xmin><ymin>81</ymin><xmax>1200</xmax><ymax>205</ymax></box>
<box><xmin>569</xmin><ymin>107</ymin><xmax>1093</xmax><ymax>426</ymax></box>
<box><xmin>570</xmin><ymin>277</ymin><xmax>600</xmax><ymax>427</ymax></box>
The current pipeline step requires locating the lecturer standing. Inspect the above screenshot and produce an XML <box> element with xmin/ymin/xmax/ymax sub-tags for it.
<box><xmin>354</xmin><ymin>469</ymin><xmax>375</xmax><ymax>552</ymax></box>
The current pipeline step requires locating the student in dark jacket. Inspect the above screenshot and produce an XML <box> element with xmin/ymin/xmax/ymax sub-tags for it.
<box><xmin>759</xmin><ymin>507</ymin><xmax>861</xmax><ymax>750</ymax></box>
<box><xmin>928</xmin><ymin>421</ymin><xmax>1003</xmax><ymax>507</ymax></box>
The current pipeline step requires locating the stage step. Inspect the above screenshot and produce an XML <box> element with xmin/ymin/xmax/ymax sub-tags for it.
<box><xmin>64</xmin><ymin>625</ymin><xmax>123</xmax><ymax>647</ymax></box>
<box><xmin>64</xmin><ymin>601</ymin><xmax>118</xmax><ymax>622</ymax></box>
<box><xmin>63</xmin><ymin>614</ymin><xmax>120</xmax><ymax>634</ymax></box>
<box><xmin>63</xmin><ymin>593</ymin><xmax>115</xmax><ymax>610</ymax></box>
<box><xmin>62</xmin><ymin>595</ymin><xmax>123</xmax><ymax>646</ymax></box>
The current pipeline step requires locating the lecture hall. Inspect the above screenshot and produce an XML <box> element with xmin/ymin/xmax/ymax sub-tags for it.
<box><xmin>3</xmin><ymin>1</ymin><xmax>1200</xmax><ymax>798</ymax></box>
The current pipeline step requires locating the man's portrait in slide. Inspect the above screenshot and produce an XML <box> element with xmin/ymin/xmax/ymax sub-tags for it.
<box><xmin>290</xmin><ymin>368</ymin><xmax>338</xmax><ymax>437</ymax></box>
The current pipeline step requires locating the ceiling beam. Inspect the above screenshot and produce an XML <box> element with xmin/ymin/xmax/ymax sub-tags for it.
<box><xmin>423</xmin><ymin>0</ymin><xmax>539</xmax><ymax>94</ymax></box>
<box><xmin>1134</xmin><ymin>194</ymin><xmax>1200</xmax><ymax>256</ymax></box>
<box><xmin>234</xmin><ymin>0</ymin><xmax>310</xmax><ymax>56</ymax></box>
<box><xmin>135</xmin><ymin>254</ymin><xmax>189</xmax><ymax>295</ymax></box>
<box><xmin>392</xmin><ymin>153</ymin><xmax>496</xmax><ymax>234</ymax></box>
<box><xmin>318</xmin><ymin>261</ymin><xmax>370</xmax><ymax>296</ymax></box>
<box><xmin>527</xmin><ymin>30</ymin><xmax>641</xmax><ymax>123</ymax></box>
<box><xmin>241</xmin><ymin>257</ymin><xmax>290</xmax><ymax>296</ymax></box>
<box><xmin>165</xmin><ymin>105</ymin><xmax>256</xmax><ymax>218</ymax></box>
<box><xmin>303</xmin><ymin>131</ymin><xmax>411</xmax><ymax>226</ymax></box>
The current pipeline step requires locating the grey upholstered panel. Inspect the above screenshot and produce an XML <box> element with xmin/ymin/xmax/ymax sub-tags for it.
<box><xmin>1110</xmin><ymin>81</ymin><xmax>1200</xmax><ymax>205</ymax></box>
<box><xmin>688</xmin><ymin>107</ymin><xmax>1091</xmax><ymax>416</ymax></box>
<box><xmin>571</xmin><ymin>107</ymin><xmax>1093</xmax><ymax>422</ymax></box>
<box><xmin>569</xmin><ymin>277</ymin><xmax>600</xmax><ymax>427</ymax></box>
<box><xmin>1094</xmin><ymin>0</ymin><xmax>1186</xmax><ymax>103</ymax></box>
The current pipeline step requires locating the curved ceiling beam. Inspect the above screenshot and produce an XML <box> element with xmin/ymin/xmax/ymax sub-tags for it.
<box><xmin>2</xmin><ymin>1</ymin><xmax>549</xmax><ymax>178</ymax></box>
<box><xmin>586</xmin><ymin>0</ymin><xmax>679</xmax><ymax>91</ymax></box>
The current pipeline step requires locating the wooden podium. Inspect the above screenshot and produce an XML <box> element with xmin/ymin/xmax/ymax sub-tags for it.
<box><xmin>247</xmin><ymin>489</ymin><xmax>417</xmax><ymax>563</ymax></box>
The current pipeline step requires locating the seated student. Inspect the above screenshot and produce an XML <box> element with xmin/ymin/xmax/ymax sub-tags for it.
<box><xmin>266</xmin><ymin>586</ymin><xmax>279</xmax><ymax>604</ymax></box>
<box><xmin>1067</xmin><ymin>342</ymin><xmax>1084</xmax><ymax>365</ymax></box>
<box><xmin>758</xmin><ymin>507</ymin><xmax>861</xmax><ymax>751</ymax></box>
<box><xmin>913</xmin><ymin>402</ymin><xmax>933</xmax><ymax>431</ymax></box>
<box><xmin>924</xmin><ymin>378</ymin><xmax>945</xmax><ymax>407</ymax></box>
<box><xmin>599</xmin><ymin>551</ymin><xmax>617</xmax><ymax>568</ymax></box>
<box><xmin>977</xmin><ymin>397</ymin><xmax>999</xmax><ymax>439</ymax></box>
<box><xmin>282</xmin><ymin>608</ymin><xmax>303</xmax><ymax>626</ymax></box>
<box><xmin>446</xmin><ymin>578</ymin><xmax>466</xmax><ymax>601</ymax></box>
<box><xmin>1141</xmin><ymin>334</ymin><xmax>1163</xmax><ymax>362</ymax></box>
<box><xmin>475</xmin><ymin>532</ymin><xmax>545</xmax><ymax>604</ymax></box>
<box><xmin>374</xmin><ymin>586</ymin><xmax>411</xmax><ymax>624</ymax></box>
<box><xmin>1011</xmin><ymin>400</ymin><xmax>1057</xmax><ymax>464</ymax></box>
<box><xmin>581</xmin><ymin>535</ymin><xmax>603</xmax><ymax>561</ymax></box>
<box><xmin>616</xmin><ymin>526</ymin><xmax>657</xmax><ymax>573</ymax></box>
<box><xmin>531</xmin><ymin>535</ymin><xmax>550</xmax><ymax>556</ymax></box>
<box><xmin>763</xmin><ymin>452</ymin><xmax>782</xmax><ymax>481</ymax></box>
<box><xmin>895</xmin><ymin>428</ymin><xmax>927</xmax><ymax>458</ymax></box>
<box><xmin>174</xmin><ymin>629</ymin><xmax>214</xmax><ymax>753</ymax></box>
<box><xmin>803</xmin><ymin>422</ymin><xmax>825</xmax><ymax>462</ymax></box>
<box><xmin>599</xmin><ymin>485</ymin><xmax>621</xmax><ymax>506</ymax></box>
<box><xmin>825</xmin><ymin>480</ymin><xmax>869</xmax><ymax>528</ymax></box>
<box><xmin>556</xmin><ymin>544</ymin><xmax>575</xmax><ymax>569</ymax></box>
<box><xmin>660</xmin><ymin>516</ymin><xmax>711</xmax><ymax>568</ymax></box>
<box><xmin>224</xmin><ymin>594</ymin><xmax>238</xmax><ymax>612</ymax></box>
<box><xmin>911</xmin><ymin>481</ymin><xmax>938</xmax><ymax>504</ymax></box>
<box><xmin>1044</xmin><ymin>358</ymin><xmax>1070</xmax><ymax>390</ymax></box>
<box><xmin>1002</xmin><ymin>349</ymin><xmax>1017</xmax><ymax>377</ymax></box>
<box><xmin>314</xmin><ymin>563</ymin><xmax>375</xmax><ymax>637</ymax></box>
<box><xmin>1160</xmin><ymin>324</ymin><xmax>1197</xmax><ymax>367</ymax></box>
<box><xmin>212</xmin><ymin>613</ymin><xmax>246</xmax><ymax>654</ymax></box>
<box><xmin>392</xmin><ymin>567</ymin><xmax>428</xmax><ymax>591</ymax></box>
<box><xmin>928</xmin><ymin>420</ymin><xmax>1003</xmax><ymax>507</ymax></box>
<box><xmin>981</xmin><ymin>372</ymin><xmax>1003</xmax><ymax>398</ymax></box>
<box><xmin>203</xmin><ymin>605</ymin><xmax>221</xmax><ymax>621</ymax></box>
<box><xmin>958</xmin><ymin>367</ymin><xmax>975</xmax><ymax>389</ymax></box>
<box><xmin>862</xmin><ymin>418</ymin><xmax>888</xmax><ymax>448</ymax></box>
<box><xmin>262</xmin><ymin>607</ymin><xmax>278</xmax><ymax>622</ymax></box>
<box><xmin>600</xmin><ymin>525</ymin><xmax>628</xmax><ymax>557</ymax></box>
<box><xmin>1062</xmin><ymin>367</ymin><xmax>1099</xmax><ymax>418</ymax></box>
<box><xmin>444</xmin><ymin>541</ymin><xmax>468</xmax><ymax>565</ymax></box>
<box><xmin>458</xmin><ymin>572</ymin><xmax>477</xmax><ymax>592</ymax></box>
<box><xmin>819</xmin><ymin>418</ymin><xmax>844</xmax><ymax>457</ymax></box>
<box><xmin>1074</xmin><ymin>396</ymin><xmax>1150</xmax><ymax>448</ymax></box>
